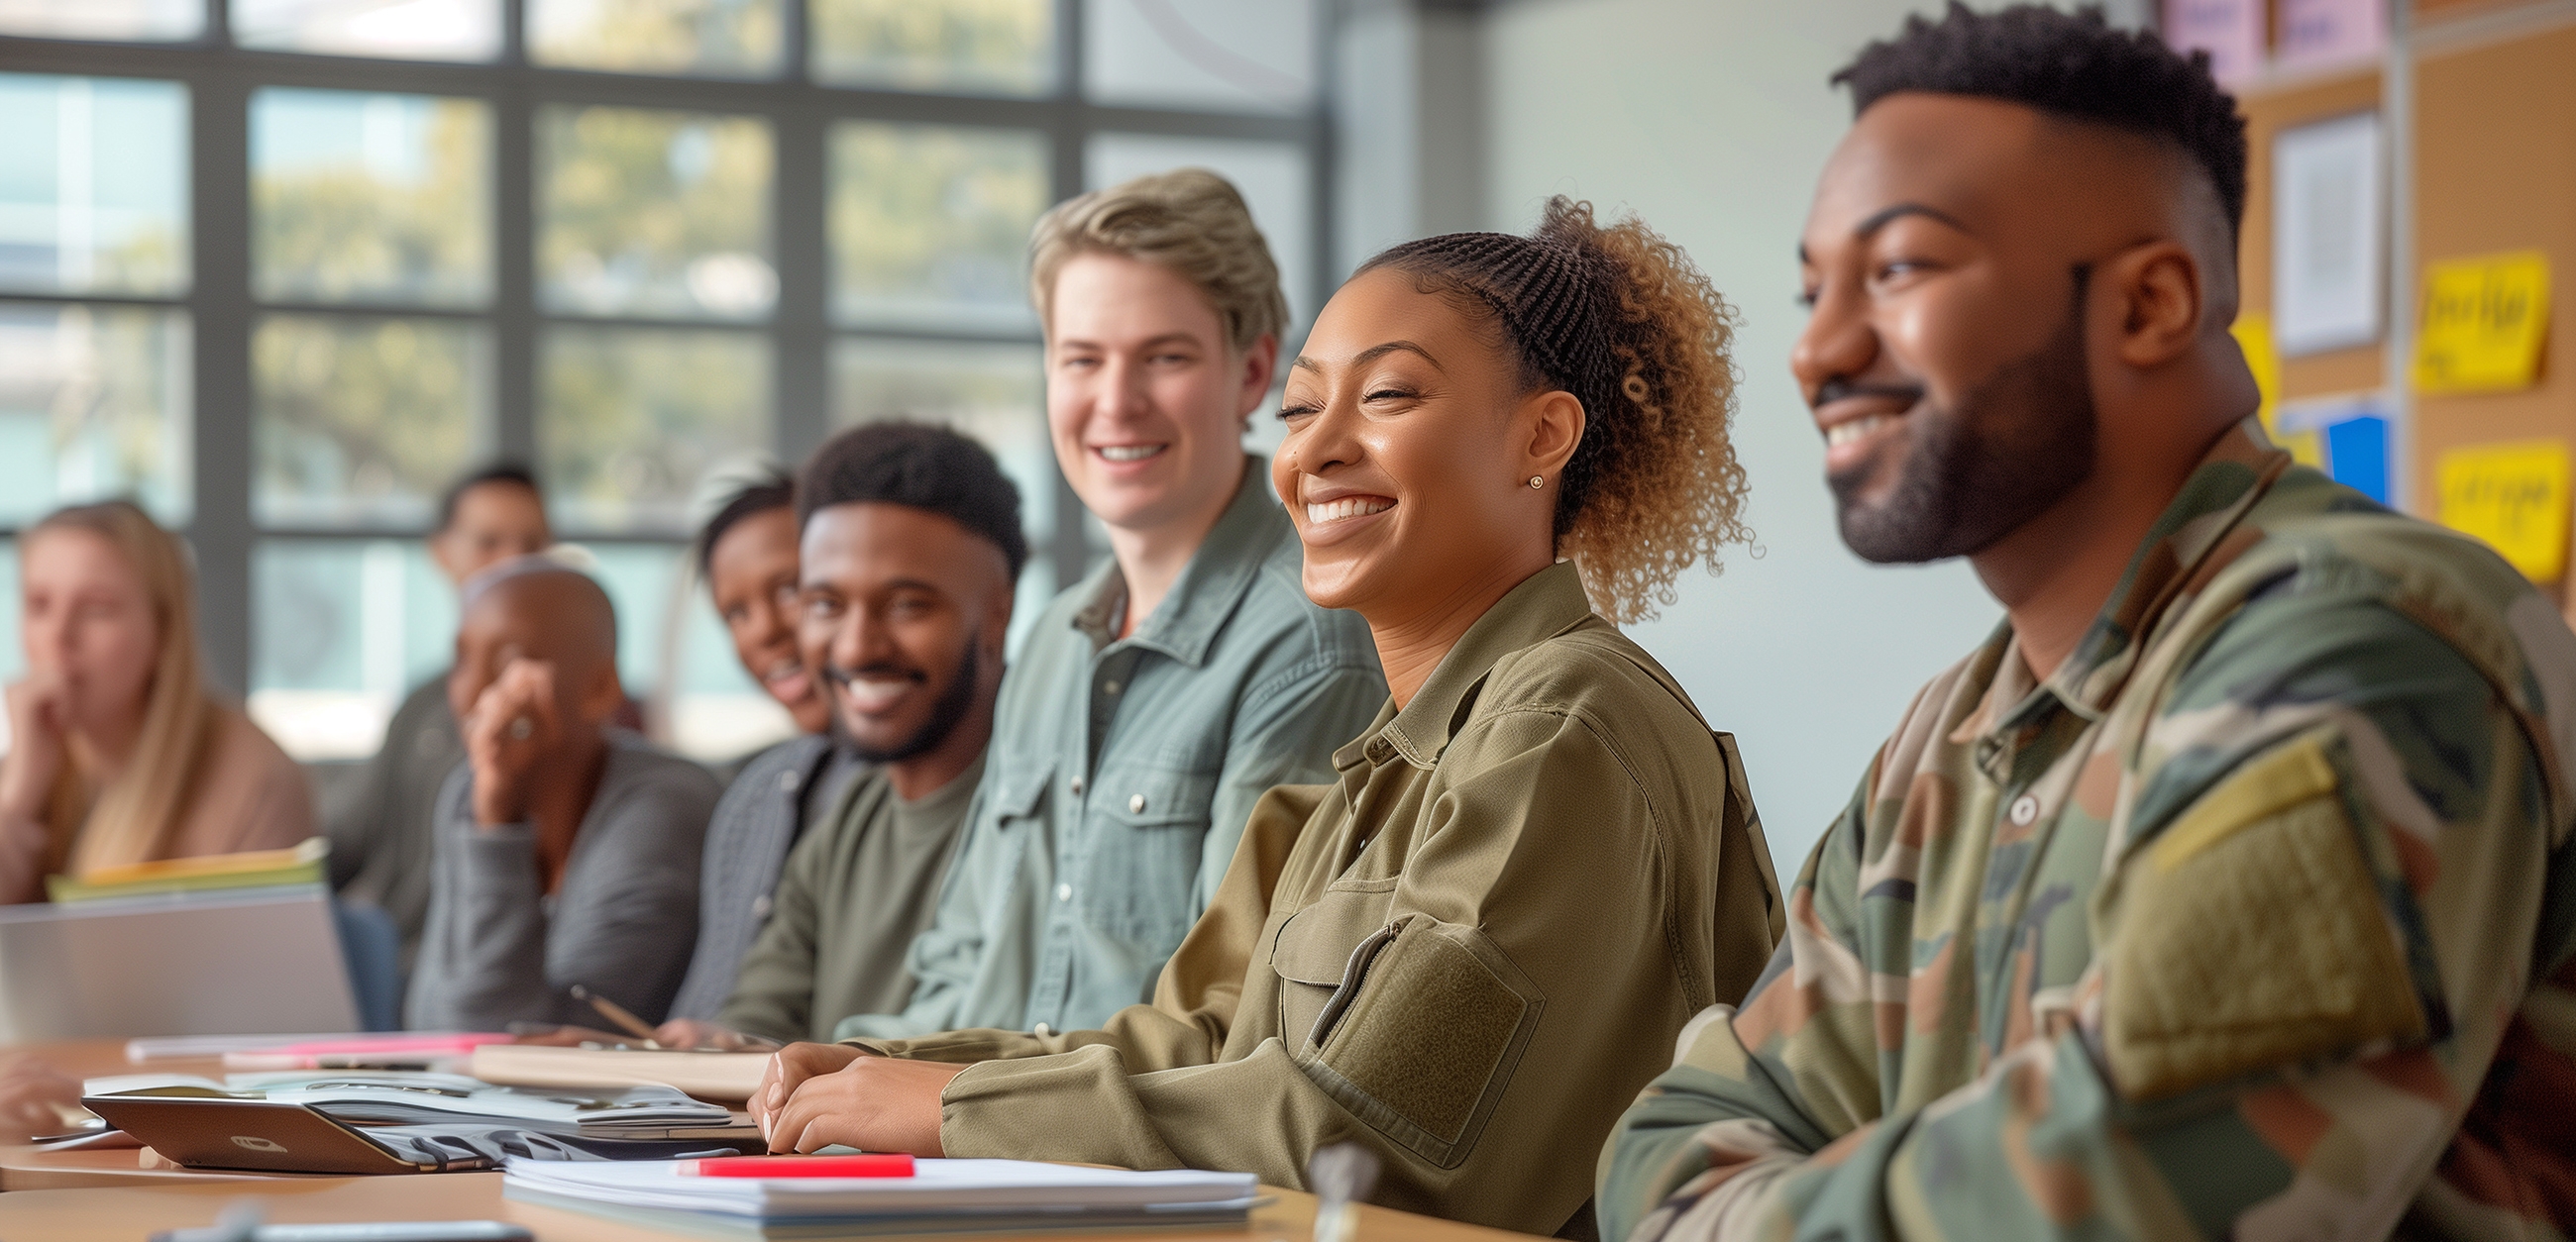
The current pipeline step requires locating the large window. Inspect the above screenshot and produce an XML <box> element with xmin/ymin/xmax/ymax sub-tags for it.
<box><xmin>0</xmin><ymin>0</ymin><xmax>1328</xmax><ymax>762</ymax></box>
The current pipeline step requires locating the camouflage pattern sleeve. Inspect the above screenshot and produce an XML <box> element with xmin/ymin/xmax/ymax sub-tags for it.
<box><xmin>1599</xmin><ymin>580</ymin><xmax>2565</xmax><ymax>1242</ymax></box>
<box><xmin>1593</xmin><ymin>772</ymin><xmax>1878</xmax><ymax>1242</ymax></box>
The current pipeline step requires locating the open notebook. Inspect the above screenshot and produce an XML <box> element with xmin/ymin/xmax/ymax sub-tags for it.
<box><xmin>503</xmin><ymin>1158</ymin><xmax>1262</xmax><ymax>1238</ymax></box>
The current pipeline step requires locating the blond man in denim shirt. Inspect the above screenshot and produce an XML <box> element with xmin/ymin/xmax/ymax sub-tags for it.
<box><xmin>836</xmin><ymin>168</ymin><xmax>1384</xmax><ymax>1042</ymax></box>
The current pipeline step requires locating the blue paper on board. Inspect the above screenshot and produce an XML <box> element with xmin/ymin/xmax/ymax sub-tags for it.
<box><xmin>2324</xmin><ymin>414</ymin><xmax>2390</xmax><ymax>504</ymax></box>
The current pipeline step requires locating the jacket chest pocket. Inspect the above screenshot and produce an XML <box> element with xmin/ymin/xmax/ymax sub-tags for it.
<box><xmin>1072</xmin><ymin>765</ymin><xmax>1218</xmax><ymax>946</ymax></box>
<box><xmin>1267</xmin><ymin>882</ymin><xmax>1398</xmax><ymax>1049</ymax></box>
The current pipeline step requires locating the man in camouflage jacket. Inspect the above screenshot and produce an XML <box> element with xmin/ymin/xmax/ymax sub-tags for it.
<box><xmin>1597</xmin><ymin>8</ymin><xmax>2576</xmax><ymax>1241</ymax></box>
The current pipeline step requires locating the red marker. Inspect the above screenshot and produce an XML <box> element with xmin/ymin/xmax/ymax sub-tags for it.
<box><xmin>681</xmin><ymin>1154</ymin><xmax>916</xmax><ymax>1179</ymax></box>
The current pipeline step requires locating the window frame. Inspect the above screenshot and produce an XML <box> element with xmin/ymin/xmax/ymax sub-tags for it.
<box><xmin>0</xmin><ymin>0</ymin><xmax>1336</xmax><ymax>695</ymax></box>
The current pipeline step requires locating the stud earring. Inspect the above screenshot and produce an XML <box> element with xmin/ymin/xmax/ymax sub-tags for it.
<box><xmin>1528</xmin><ymin>475</ymin><xmax>1546</xmax><ymax>489</ymax></box>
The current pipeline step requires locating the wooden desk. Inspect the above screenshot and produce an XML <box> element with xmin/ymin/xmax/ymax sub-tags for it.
<box><xmin>0</xmin><ymin>1172</ymin><xmax>1537</xmax><ymax>1242</ymax></box>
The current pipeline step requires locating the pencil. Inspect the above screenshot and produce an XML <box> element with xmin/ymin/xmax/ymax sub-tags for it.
<box><xmin>570</xmin><ymin>983</ymin><xmax>661</xmax><ymax>1048</ymax></box>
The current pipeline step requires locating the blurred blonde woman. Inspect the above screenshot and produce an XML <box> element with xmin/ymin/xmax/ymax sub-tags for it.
<box><xmin>0</xmin><ymin>500</ymin><xmax>312</xmax><ymax>904</ymax></box>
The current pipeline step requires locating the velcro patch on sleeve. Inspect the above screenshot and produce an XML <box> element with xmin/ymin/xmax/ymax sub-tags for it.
<box><xmin>1298</xmin><ymin>917</ymin><xmax>1542</xmax><ymax>1168</ymax></box>
<box><xmin>2105</xmin><ymin>734</ymin><xmax>2428</xmax><ymax>1103</ymax></box>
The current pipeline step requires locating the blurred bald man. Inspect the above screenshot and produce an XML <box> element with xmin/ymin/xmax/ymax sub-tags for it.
<box><xmin>405</xmin><ymin>558</ymin><xmax>723</xmax><ymax>1031</ymax></box>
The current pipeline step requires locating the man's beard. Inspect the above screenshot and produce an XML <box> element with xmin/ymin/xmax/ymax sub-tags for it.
<box><xmin>1830</xmin><ymin>280</ymin><xmax>2099</xmax><ymax>565</ymax></box>
<box><xmin>830</xmin><ymin>641</ymin><xmax>983</xmax><ymax>765</ymax></box>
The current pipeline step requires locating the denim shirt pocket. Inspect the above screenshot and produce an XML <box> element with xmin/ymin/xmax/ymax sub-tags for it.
<box><xmin>1073</xmin><ymin>763</ymin><xmax>1218</xmax><ymax>948</ymax></box>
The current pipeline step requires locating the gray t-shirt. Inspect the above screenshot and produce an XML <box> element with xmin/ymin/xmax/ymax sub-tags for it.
<box><xmin>404</xmin><ymin>730</ymin><xmax>723</xmax><ymax>1031</ymax></box>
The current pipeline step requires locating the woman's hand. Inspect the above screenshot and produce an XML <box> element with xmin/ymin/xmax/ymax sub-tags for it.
<box><xmin>0</xmin><ymin>669</ymin><xmax>72</xmax><ymax>823</ymax></box>
<box><xmin>0</xmin><ymin>1055</ymin><xmax>82</xmax><ymax>1141</ymax></box>
<box><xmin>463</xmin><ymin>659</ymin><xmax>558</xmax><ymax>827</ymax></box>
<box><xmin>751</xmin><ymin>1042</ymin><xmax>864</xmax><ymax>1131</ymax></box>
<box><xmin>759</xmin><ymin>1050</ymin><xmax>965</xmax><ymax>1157</ymax></box>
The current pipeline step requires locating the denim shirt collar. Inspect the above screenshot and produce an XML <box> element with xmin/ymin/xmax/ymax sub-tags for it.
<box><xmin>1068</xmin><ymin>456</ymin><xmax>1292</xmax><ymax>670</ymax></box>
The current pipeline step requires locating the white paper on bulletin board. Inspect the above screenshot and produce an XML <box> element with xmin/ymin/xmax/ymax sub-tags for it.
<box><xmin>2273</xmin><ymin>111</ymin><xmax>2385</xmax><ymax>357</ymax></box>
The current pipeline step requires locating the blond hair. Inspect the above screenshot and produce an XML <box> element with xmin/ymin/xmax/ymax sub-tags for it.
<box><xmin>27</xmin><ymin>501</ymin><xmax>222</xmax><ymax>877</ymax></box>
<box><xmin>1028</xmin><ymin>167</ymin><xmax>1287</xmax><ymax>354</ymax></box>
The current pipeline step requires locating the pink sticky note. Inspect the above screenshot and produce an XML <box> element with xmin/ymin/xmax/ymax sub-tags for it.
<box><xmin>2276</xmin><ymin>0</ymin><xmax>2386</xmax><ymax>70</ymax></box>
<box><xmin>2163</xmin><ymin>0</ymin><xmax>2268</xmax><ymax>86</ymax></box>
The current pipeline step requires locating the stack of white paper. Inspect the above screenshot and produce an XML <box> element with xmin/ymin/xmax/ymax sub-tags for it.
<box><xmin>503</xmin><ymin>1158</ymin><xmax>1261</xmax><ymax>1237</ymax></box>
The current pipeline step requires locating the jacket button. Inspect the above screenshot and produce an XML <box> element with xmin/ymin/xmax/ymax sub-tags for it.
<box><xmin>1033</xmin><ymin>1023</ymin><xmax>1053</xmax><ymax>1037</ymax></box>
<box><xmin>1069</xmin><ymin>776</ymin><xmax>1086</xmax><ymax>796</ymax></box>
<box><xmin>2008</xmin><ymin>795</ymin><xmax>2040</xmax><ymax>826</ymax></box>
<box><xmin>1128</xmin><ymin>793</ymin><xmax>1146</xmax><ymax>813</ymax></box>
<box><xmin>778</xmin><ymin>769</ymin><xmax>801</xmax><ymax>793</ymax></box>
<box><xmin>751</xmin><ymin>893</ymin><xmax>773</xmax><ymax>919</ymax></box>
<box><xmin>1056</xmin><ymin>882</ymin><xmax>1072</xmax><ymax>902</ymax></box>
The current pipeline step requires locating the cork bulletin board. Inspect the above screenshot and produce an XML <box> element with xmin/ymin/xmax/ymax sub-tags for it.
<box><xmin>2406</xmin><ymin>17</ymin><xmax>2576</xmax><ymax>596</ymax></box>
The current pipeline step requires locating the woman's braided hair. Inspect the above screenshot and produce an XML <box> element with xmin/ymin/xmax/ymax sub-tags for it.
<box><xmin>1362</xmin><ymin>197</ymin><xmax>1749</xmax><ymax>623</ymax></box>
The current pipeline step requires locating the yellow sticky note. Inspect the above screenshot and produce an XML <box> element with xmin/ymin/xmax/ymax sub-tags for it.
<box><xmin>2234</xmin><ymin>313</ymin><xmax>2324</xmax><ymax>466</ymax></box>
<box><xmin>2415</xmin><ymin>252</ymin><xmax>2551</xmax><ymax>394</ymax></box>
<box><xmin>2436</xmin><ymin>440</ymin><xmax>2572</xmax><ymax>581</ymax></box>
<box><xmin>2233</xmin><ymin>313</ymin><xmax>2281</xmax><ymax>430</ymax></box>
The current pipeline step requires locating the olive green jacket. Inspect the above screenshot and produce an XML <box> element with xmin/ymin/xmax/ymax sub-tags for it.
<box><xmin>859</xmin><ymin>564</ymin><xmax>1785</xmax><ymax>1237</ymax></box>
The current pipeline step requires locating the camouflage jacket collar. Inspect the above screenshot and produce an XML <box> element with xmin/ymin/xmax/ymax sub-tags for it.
<box><xmin>1973</xmin><ymin>420</ymin><xmax>2293</xmax><ymax>751</ymax></box>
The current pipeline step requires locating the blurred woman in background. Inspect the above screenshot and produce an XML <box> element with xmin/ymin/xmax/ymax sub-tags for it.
<box><xmin>0</xmin><ymin>500</ymin><xmax>311</xmax><ymax>905</ymax></box>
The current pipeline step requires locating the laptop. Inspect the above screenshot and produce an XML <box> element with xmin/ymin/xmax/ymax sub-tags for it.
<box><xmin>0</xmin><ymin>884</ymin><xmax>360</xmax><ymax>1042</ymax></box>
<box><xmin>79</xmin><ymin>1095</ymin><xmax>450</xmax><ymax>1174</ymax></box>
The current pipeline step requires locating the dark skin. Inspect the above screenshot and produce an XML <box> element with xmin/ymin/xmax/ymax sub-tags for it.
<box><xmin>1275</xmin><ymin>266</ymin><xmax>1582</xmax><ymax>707</ymax></box>
<box><xmin>745</xmin><ymin>266</ymin><xmax>1584</xmax><ymax>1154</ymax></box>
<box><xmin>658</xmin><ymin>503</ymin><xmax>1013</xmax><ymax>1053</ymax></box>
<box><xmin>708</xmin><ymin>506</ymin><xmax>831</xmax><ymax>735</ymax></box>
<box><xmin>793</xmin><ymin>503</ymin><xmax>1010</xmax><ymax>800</ymax></box>
<box><xmin>447</xmin><ymin>569</ymin><xmax>625</xmax><ymax>894</ymax></box>
<box><xmin>431</xmin><ymin>480</ymin><xmax>552</xmax><ymax>588</ymax></box>
<box><xmin>1796</xmin><ymin>92</ymin><xmax>2258</xmax><ymax>679</ymax></box>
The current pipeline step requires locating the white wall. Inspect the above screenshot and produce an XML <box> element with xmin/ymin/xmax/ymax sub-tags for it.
<box><xmin>1474</xmin><ymin>0</ymin><xmax>2028</xmax><ymax>876</ymax></box>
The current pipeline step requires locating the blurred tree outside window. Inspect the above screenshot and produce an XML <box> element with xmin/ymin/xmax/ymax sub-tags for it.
<box><xmin>811</xmin><ymin>0</ymin><xmax>1051</xmax><ymax>96</ymax></box>
<box><xmin>540</xmin><ymin>105</ymin><xmax>776</xmax><ymax>320</ymax></box>
<box><xmin>529</xmin><ymin>0</ymin><xmax>783</xmax><ymax>78</ymax></box>
<box><xmin>830</xmin><ymin>121</ymin><xmax>1045</xmax><ymax>333</ymax></box>
<box><xmin>541</xmin><ymin>324</ymin><xmax>771</xmax><ymax>534</ymax></box>
<box><xmin>254</xmin><ymin>314</ymin><xmax>491</xmax><ymax>528</ymax></box>
<box><xmin>0</xmin><ymin>302</ymin><xmax>192</xmax><ymax>527</ymax></box>
<box><xmin>254</xmin><ymin>89</ymin><xmax>492</xmax><ymax>308</ymax></box>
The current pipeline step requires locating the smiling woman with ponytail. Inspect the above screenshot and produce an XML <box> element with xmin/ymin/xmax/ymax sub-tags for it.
<box><xmin>750</xmin><ymin>198</ymin><xmax>1785</xmax><ymax>1240</ymax></box>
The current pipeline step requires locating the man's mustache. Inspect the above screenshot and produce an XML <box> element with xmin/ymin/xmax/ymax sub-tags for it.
<box><xmin>823</xmin><ymin>663</ymin><xmax>925</xmax><ymax>688</ymax></box>
<box><xmin>1812</xmin><ymin>375</ymin><xmax>1928</xmax><ymax>410</ymax></box>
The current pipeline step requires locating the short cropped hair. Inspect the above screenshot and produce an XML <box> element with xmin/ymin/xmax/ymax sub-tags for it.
<box><xmin>695</xmin><ymin>467</ymin><xmax>795</xmax><ymax>580</ymax></box>
<box><xmin>797</xmin><ymin>422</ymin><xmax>1028</xmax><ymax>581</ymax></box>
<box><xmin>1028</xmin><ymin>168</ymin><xmax>1287</xmax><ymax>354</ymax></box>
<box><xmin>1833</xmin><ymin>3</ymin><xmax>2248</xmax><ymax>239</ymax></box>
<box><xmin>436</xmin><ymin>463</ymin><xmax>543</xmax><ymax>532</ymax></box>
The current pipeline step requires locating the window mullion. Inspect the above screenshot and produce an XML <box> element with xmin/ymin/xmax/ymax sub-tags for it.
<box><xmin>494</xmin><ymin>80</ymin><xmax>538</xmax><ymax>469</ymax></box>
<box><xmin>775</xmin><ymin>100</ymin><xmax>829</xmax><ymax>464</ymax></box>
<box><xmin>191</xmin><ymin>70</ymin><xmax>256</xmax><ymax>694</ymax></box>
